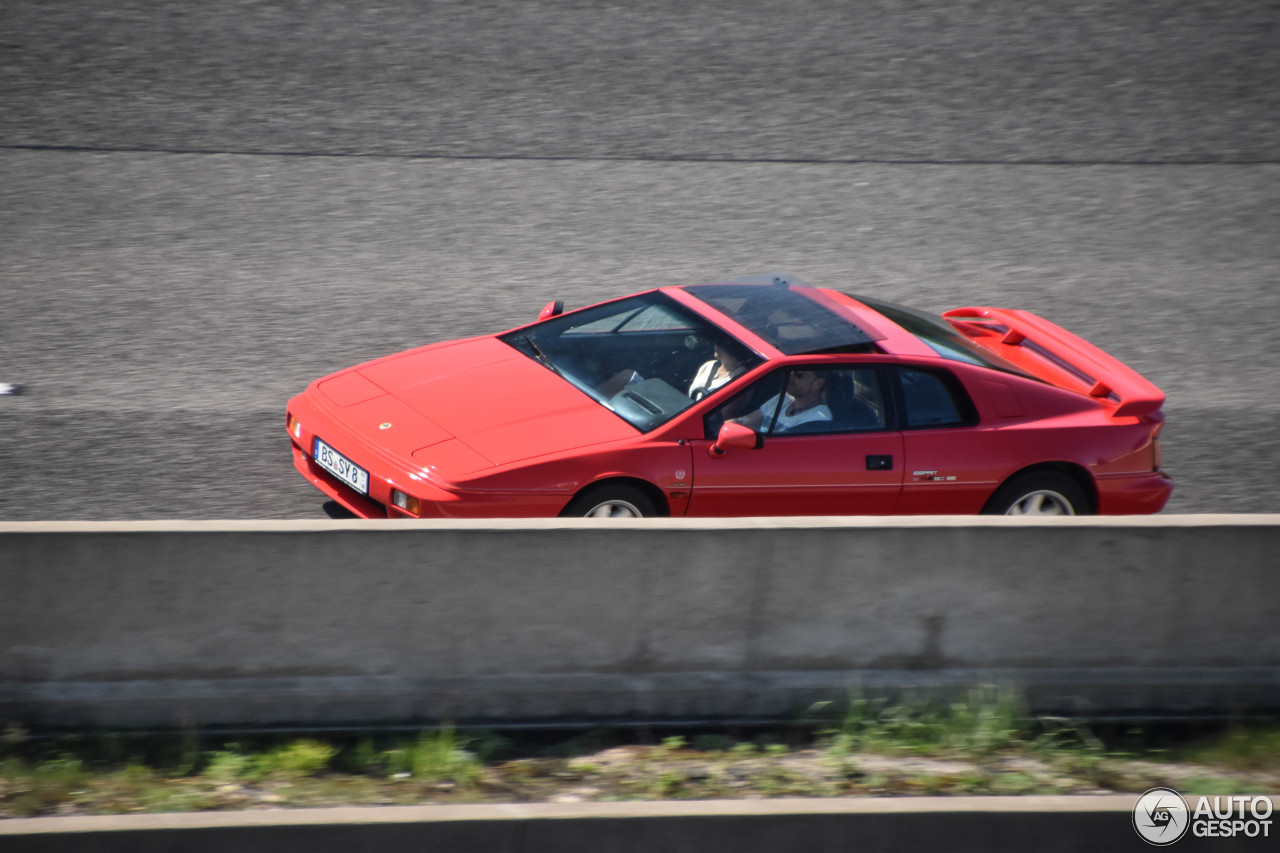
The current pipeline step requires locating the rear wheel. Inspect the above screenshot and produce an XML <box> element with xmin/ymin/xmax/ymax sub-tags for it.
<box><xmin>562</xmin><ymin>483</ymin><xmax>657</xmax><ymax>518</ymax></box>
<box><xmin>983</xmin><ymin>471</ymin><xmax>1091</xmax><ymax>516</ymax></box>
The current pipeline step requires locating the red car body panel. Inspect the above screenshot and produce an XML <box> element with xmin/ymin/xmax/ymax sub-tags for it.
<box><xmin>356</xmin><ymin>337</ymin><xmax>638</xmax><ymax>466</ymax></box>
<box><xmin>686</xmin><ymin>429</ymin><xmax>906</xmax><ymax>516</ymax></box>
<box><xmin>942</xmin><ymin>307</ymin><xmax>1166</xmax><ymax>418</ymax></box>
<box><xmin>287</xmin><ymin>279</ymin><xmax>1172</xmax><ymax>519</ymax></box>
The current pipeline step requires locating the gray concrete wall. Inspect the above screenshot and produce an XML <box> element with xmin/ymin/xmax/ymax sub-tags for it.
<box><xmin>1</xmin><ymin>517</ymin><xmax>1277</xmax><ymax>728</ymax></box>
<box><xmin>0</xmin><ymin>798</ymin><xmax>1254</xmax><ymax>853</ymax></box>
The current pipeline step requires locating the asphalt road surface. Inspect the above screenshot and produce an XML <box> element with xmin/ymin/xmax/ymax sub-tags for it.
<box><xmin>2</xmin><ymin>0</ymin><xmax>1277</xmax><ymax>519</ymax></box>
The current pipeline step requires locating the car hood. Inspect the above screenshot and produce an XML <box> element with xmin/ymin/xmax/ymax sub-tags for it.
<box><xmin>349</xmin><ymin>337</ymin><xmax>637</xmax><ymax>470</ymax></box>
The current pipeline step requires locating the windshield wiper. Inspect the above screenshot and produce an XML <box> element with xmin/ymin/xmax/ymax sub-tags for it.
<box><xmin>523</xmin><ymin>335</ymin><xmax>564</xmax><ymax>378</ymax></box>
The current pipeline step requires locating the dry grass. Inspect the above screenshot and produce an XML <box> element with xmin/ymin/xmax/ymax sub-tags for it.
<box><xmin>3</xmin><ymin>702</ymin><xmax>1278</xmax><ymax>818</ymax></box>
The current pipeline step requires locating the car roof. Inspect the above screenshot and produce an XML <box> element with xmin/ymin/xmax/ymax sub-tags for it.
<box><xmin>680</xmin><ymin>275</ymin><xmax>885</xmax><ymax>356</ymax></box>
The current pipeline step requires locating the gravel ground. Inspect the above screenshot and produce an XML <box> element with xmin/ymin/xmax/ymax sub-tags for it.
<box><xmin>3</xmin><ymin>732</ymin><xmax>1277</xmax><ymax>818</ymax></box>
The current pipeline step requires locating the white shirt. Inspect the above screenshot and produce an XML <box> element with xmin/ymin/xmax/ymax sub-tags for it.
<box><xmin>688</xmin><ymin>359</ymin><xmax>741</xmax><ymax>399</ymax></box>
<box><xmin>756</xmin><ymin>393</ymin><xmax>832</xmax><ymax>433</ymax></box>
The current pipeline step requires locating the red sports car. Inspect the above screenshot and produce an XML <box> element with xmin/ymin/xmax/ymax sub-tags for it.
<box><xmin>286</xmin><ymin>274</ymin><xmax>1171</xmax><ymax>519</ymax></box>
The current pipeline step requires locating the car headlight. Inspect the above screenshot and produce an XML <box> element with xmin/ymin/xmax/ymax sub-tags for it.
<box><xmin>391</xmin><ymin>489</ymin><xmax>420</xmax><ymax>516</ymax></box>
<box><xmin>287</xmin><ymin>413</ymin><xmax>303</xmax><ymax>440</ymax></box>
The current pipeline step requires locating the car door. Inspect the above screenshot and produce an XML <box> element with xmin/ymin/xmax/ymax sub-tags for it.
<box><xmin>891</xmin><ymin>364</ymin><xmax>998</xmax><ymax>513</ymax></box>
<box><xmin>686</xmin><ymin>365</ymin><xmax>904</xmax><ymax>516</ymax></box>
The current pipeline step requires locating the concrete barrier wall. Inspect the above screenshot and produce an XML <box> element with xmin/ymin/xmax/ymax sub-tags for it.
<box><xmin>1</xmin><ymin>516</ymin><xmax>1278</xmax><ymax>728</ymax></box>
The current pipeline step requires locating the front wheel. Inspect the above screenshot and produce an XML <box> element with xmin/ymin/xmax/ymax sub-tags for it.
<box><xmin>982</xmin><ymin>472</ymin><xmax>1091</xmax><ymax>516</ymax></box>
<box><xmin>562</xmin><ymin>483</ymin><xmax>657</xmax><ymax>518</ymax></box>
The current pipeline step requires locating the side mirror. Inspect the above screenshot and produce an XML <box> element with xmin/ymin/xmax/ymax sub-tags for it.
<box><xmin>709</xmin><ymin>421</ymin><xmax>763</xmax><ymax>457</ymax></box>
<box><xmin>538</xmin><ymin>300</ymin><xmax>564</xmax><ymax>321</ymax></box>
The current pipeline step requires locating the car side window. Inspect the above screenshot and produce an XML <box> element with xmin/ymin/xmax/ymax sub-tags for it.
<box><xmin>897</xmin><ymin>367</ymin><xmax>974</xmax><ymax>428</ymax></box>
<box><xmin>704</xmin><ymin>371</ymin><xmax>786</xmax><ymax>438</ymax></box>
<box><xmin>816</xmin><ymin>367</ymin><xmax>887</xmax><ymax>434</ymax></box>
<box><xmin>703</xmin><ymin>366</ymin><xmax>887</xmax><ymax>438</ymax></box>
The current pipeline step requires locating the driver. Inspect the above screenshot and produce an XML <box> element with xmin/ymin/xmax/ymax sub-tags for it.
<box><xmin>733</xmin><ymin>369</ymin><xmax>832</xmax><ymax>433</ymax></box>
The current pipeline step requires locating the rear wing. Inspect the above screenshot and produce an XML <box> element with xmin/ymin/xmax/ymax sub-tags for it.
<box><xmin>941</xmin><ymin>307</ymin><xmax>1165</xmax><ymax>418</ymax></box>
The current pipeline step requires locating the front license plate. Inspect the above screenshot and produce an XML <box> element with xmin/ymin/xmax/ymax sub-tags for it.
<box><xmin>313</xmin><ymin>437</ymin><xmax>370</xmax><ymax>495</ymax></box>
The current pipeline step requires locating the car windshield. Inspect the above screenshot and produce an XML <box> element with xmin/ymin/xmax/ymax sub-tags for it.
<box><xmin>682</xmin><ymin>283</ymin><xmax>880</xmax><ymax>355</ymax></box>
<box><xmin>852</xmin><ymin>294</ymin><xmax>1037</xmax><ymax>378</ymax></box>
<box><xmin>500</xmin><ymin>293</ymin><xmax>762</xmax><ymax>432</ymax></box>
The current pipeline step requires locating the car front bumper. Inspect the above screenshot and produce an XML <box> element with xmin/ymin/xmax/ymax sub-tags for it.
<box><xmin>286</xmin><ymin>392</ymin><xmax>569</xmax><ymax>519</ymax></box>
<box><xmin>286</xmin><ymin>392</ymin><xmax>469</xmax><ymax>519</ymax></box>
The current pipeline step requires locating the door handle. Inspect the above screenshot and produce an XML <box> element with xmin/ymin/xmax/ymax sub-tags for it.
<box><xmin>866</xmin><ymin>455</ymin><xmax>893</xmax><ymax>471</ymax></box>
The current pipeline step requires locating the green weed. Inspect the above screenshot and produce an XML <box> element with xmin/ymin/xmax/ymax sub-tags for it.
<box><xmin>826</xmin><ymin>686</ymin><xmax>1029</xmax><ymax>760</ymax></box>
<box><xmin>1180</xmin><ymin>775</ymin><xmax>1269</xmax><ymax>796</ymax></box>
<box><xmin>659</xmin><ymin>736</ymin><xmax>686</xmax><ymax>753</ymax></box>
<box><xmin>0</xmin><ymin>755</ymin><xmax>91</xmax><ymax>816</ymax></box>
<box><xmin>253</xmin><ymin>739</ymin><xmax>336</xmax><ymax>781</ymax></box>
<box><xmin>1175</xmin><ymin>726</ymin><xmax>1280</xmax><ymax>772</ymax></box>
<box><xmin>3</xmin><ymin>695</ymin><xmax>1278</xmax><ymax>816</ymax></box>
<box><xmin>383</xmin><ymin>727</ymin><xmax>481</xmax><ymax>788</ymax></box>
<box><xmin>201</xmin><ymin>746</ymin><xmax>253</xmax><ymax>784</ymax></box>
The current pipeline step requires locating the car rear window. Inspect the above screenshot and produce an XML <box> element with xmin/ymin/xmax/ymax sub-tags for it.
<box><xmin>852</xmin><ymin>295</ymin><xmax>1035</xmax><ymax>378</ymax></box>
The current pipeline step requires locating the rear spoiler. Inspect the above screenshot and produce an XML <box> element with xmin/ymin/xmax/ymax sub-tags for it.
<box><xmin>941</xmin><ymin>307</ymin><xmax>1165</xmax><ymax>418</ymax></box>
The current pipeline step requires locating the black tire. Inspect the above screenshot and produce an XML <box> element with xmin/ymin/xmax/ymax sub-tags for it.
<box><xmin>982</xmin><ymin>471</ymin><xmax>1092</xmax><ymax>516</ymax></box>
<box><xmin>562</xmin><ymin>483</ymin><xmax>658</xmax><ymax>518</ymax></box>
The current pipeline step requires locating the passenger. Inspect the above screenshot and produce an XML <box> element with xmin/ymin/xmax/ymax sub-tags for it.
<box><xmin>601</xmin><ymin>341</ymin><xmax>751</xmax><ymax>401</ymax></box>
<box><xmin>733</xmin><ymin>369</ymin><xmax>832</xmax><ymax>433</ymax></box>
<box><xmin>688</xmin><ymin>343</ymin><xmax>749</xmax><ymax>400</ymax></box>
